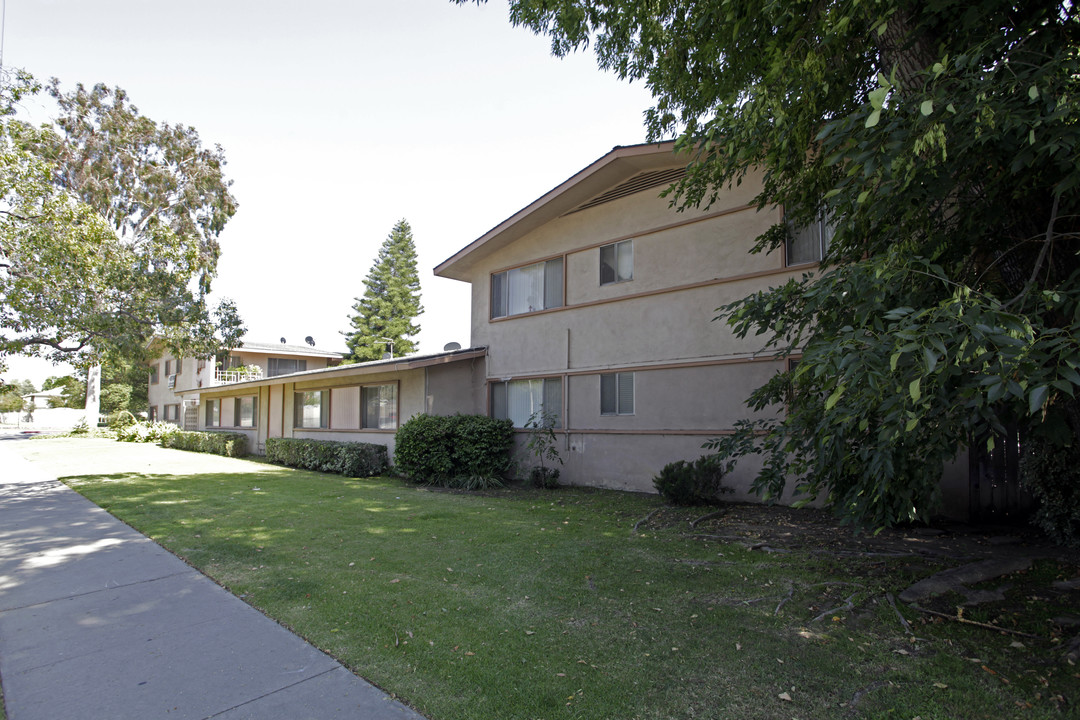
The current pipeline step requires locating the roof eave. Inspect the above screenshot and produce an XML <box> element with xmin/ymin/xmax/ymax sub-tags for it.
<box><xmin>434</xmin><ymin>141</ymin><xmax>679</xmax><ymax>281</ymax></box>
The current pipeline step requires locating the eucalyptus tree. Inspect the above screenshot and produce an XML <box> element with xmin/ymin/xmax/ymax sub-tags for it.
<box><xmin>0</xmin><ymin>72</ymin><xmax>244</xmax><ymax>372</ymax></box>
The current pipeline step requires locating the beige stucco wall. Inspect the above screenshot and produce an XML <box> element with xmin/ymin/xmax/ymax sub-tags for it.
<box><xmin>425</xmin><ymin>358</ymin><xmax>487</xmax><ymax>416</ymax></box>
<box><xmin>465</xmin><ymin>167</ymin><xmax>798</xmax><ymax>382</ymax></box>
<box><xmin>194</xmin><ymin>357</ymin><xmax>484</xmax><ymax>462</ymax></box>
<box><xmin>513</xmin><ymin>430</ymin><xmax>771</xmax><ymax>499</ymax></box>
<box><xmin>566</xmin><ymin>362</ymin><xmax>783</xmax><ymax>432</ymax></box>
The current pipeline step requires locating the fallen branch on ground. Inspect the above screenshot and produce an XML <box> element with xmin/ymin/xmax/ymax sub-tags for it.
<box><xmin>775</xmin><ymin>585</ymin><xmax>794</xmax><ymax>615</ymax></box>
<box><xmin>886</xmin><ymin>593</ymin><xmax>914</xmax><ymax>635</ymax></box>
<box><xmin>632</xmin><ymin>507</ymin><xmax>664</xmax><ymax>535</ymax></box>
<box><xmin>909</xmin><ymin>605</ymin><xmax>1043</xmax><ymax>639</ymax></box>
<box><xmin>812</xmin><ymin>593</ymin><xmax>857</xmax><ymax>622</ymax></box>
<box><xmin>689</xmin><ymin>510</ymin><xmax>724</xmax><ymax>528</ymax></box>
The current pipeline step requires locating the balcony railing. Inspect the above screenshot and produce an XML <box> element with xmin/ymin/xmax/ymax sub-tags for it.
<box><xmin>214</xmin><ymin>368</ymin><xmax>263</xmax><ymax>385</ymax></box>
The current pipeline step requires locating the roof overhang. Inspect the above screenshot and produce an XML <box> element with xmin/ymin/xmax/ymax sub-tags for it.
<box><xmin>435</xmin><ymin>141</ymin><xmax>681</xmax><ymax>281</ymax></box>
<box><xmin>180</xmin><ymin>346</ymin><xmax>487</xmax><ymax>396</ymax></box>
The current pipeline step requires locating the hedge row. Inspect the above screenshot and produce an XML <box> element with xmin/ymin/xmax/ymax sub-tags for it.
<box><xmin>394</xmin><ymin>413</ymin><xmax>514</xmax><ymax>488</ymax></box>
<box><xmin>162</xmin><ymin>431</ymin><xmax>249</xmax><ymax>458</ymax></box>
<box><xmin>264</xmin><ymin>437</ymin><xmax>388</xmax><ymax>477</ymax></box>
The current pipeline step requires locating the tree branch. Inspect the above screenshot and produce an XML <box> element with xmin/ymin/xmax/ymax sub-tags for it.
<box><xmin>1003</xmin><ymin>193</ymin><xmax>1061</xmax><ymax>310</ymax></box>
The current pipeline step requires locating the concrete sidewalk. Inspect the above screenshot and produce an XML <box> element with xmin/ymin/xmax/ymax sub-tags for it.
<box><xmin>0</xmin><ymin>441</ymin><xmax>426</xmax><ymax>719</ymax></box>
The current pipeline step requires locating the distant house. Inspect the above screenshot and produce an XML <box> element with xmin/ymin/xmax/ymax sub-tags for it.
<box><xmin>162</xmin><ymin>142</ymin><xmax>969</xmax><ymax>516</ymax></box>
<box><xmin>21</xmin><ymin>387</ymin><xmax>69</xmax><ymax>406</ymax></box>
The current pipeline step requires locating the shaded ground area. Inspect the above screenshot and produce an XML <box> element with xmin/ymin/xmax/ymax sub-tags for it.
<box><xmin>642</xmin><ymin>502</ymin><xmax>1080</xmax><ymax>668</ymax></box>
<box><xmin>642</xmin><ymin>501</ymin><xmax>1069</xmax><ymax>563</ymax></box>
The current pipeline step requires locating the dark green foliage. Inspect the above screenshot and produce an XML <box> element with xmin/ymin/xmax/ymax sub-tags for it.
<box><xmin>1021</xmin><ymin>435</ymin><xmax>1080</xmax><ymax>547</ymax></box>
<box><xmin>525</xmin><ymin>409</ymin><xmax>562</xmax><ymax>488</ymax></box>
<box><xmin>529</xmin><ymin>466</ymin><xmax>561</xmax><ymax>489</ymax></box>
<box><xmin>394</xmin><ymin>413</ymin><xmax>514</xmax><ymax>488</ymax></box>
<box><xmin>264</xmin><ymin>437</ymin><xmax>388</xmax><ymax>477</ymax></box>
<box><xmin>163</xmin><ymin>430</ymin><xmax>248</xmax><ymax>458</ymax></box>
<box><xmin>344</xmin><ymin>219</ymin><xmax>423</xmax><ymax>362</ymax></box>
<box><xmin>107</xmin><ymin>410</ymin><xmax>137</xmax><ymax>429</ymax></box>
<box><xmin>469</xmin><ymin>0</ymin><xmax>1080</xmax><ymax>530</ymax></box>
<box><xmin>653</xmin><ymin>455</ymin><xmax>732</xmax><ymax>506</ymax></box>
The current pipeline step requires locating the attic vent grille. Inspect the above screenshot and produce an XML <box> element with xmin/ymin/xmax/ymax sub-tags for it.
<box><xmin>568</xmin><ymin>167</ymin><xmax>687</xmax><ymax>215</ymax></box>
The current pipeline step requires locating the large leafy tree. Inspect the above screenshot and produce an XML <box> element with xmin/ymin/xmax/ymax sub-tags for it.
<box><xmin>462</xmin><ymin>1</ymin><xmax>1080</xmax><ymax>530</ymax></box>
<box><xmin>0</xmin><ymin>72</ymin><xmax>244</xmax><ymax>370</ymax></box>
<box><xmin>344</xmin><ymin>219</ymin><xmax>424</xmax><ymax>362</ymax></box>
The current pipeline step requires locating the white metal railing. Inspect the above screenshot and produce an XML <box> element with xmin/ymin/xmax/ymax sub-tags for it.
<box><xmin>214</xmin><ymin>368</ymin><xmax>263</xmax><ymax>385</ymax></box>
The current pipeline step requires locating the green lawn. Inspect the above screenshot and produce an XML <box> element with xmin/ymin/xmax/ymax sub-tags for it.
<box><xmin>14</xmin><ymin>439</ymin><xmax>1079</xmax><ymax>719</ymax></box>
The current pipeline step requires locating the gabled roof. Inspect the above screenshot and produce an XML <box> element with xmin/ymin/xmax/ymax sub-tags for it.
<box><xmin>435</xmin><ymin>141</ymin><xmax>681</xmax><ymax>281</ymax></box>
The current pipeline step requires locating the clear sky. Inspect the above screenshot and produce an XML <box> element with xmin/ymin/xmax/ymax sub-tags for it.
<box><xmin>2</xmin><ymin>0</ymin><xmax>656</xmax><ymax>387</ymax></box>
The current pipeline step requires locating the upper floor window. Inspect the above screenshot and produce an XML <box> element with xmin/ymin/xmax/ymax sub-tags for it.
<box><xmin>176</xmin><ymin>357</ymin><xmax>183</xmax><ymax>375</ymax></box>
<box><xmin>491</xmin><ymin>258</ymin><xmax>563</xmax><ymax>318</ymax></box>
<box><xmin>164</xmin><ymin>360</ymin><xmax>172</xmax><ymax>376</ymax></box>
<box><xmin>600</xmin><ymin>372</ymin><xmax>635</xmax><ymax>415</ymax></box>
<box><xmin>490</xmin><ymin>377</ymin><xmax>562</xmax><ymax>428</ymax></box>
<box><xmin>600</xmin><ymin>240</ymin><xmax>633</xmax><ymax>285</ymax></box>
<box><xmin>269</xmin><ymin>358</ymin><xmax>307</xmax><ymax>377</ymax></box>
<box><xmin>149</xmin><ymin>364</ymin><xmax>159</xmax><ymax>384</ymax></box>
<box><xmin>786</xmin><ymin>213</ymin><xmax>834</xmax><ymax>266</ymax></box>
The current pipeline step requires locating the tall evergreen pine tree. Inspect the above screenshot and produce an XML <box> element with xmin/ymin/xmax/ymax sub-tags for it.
<box><xmin>344</xmin><ymin>220</ymin><xmax>423</xmax><ymax>362</ymax></box>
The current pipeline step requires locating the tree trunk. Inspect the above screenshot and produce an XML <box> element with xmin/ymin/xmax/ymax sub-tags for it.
<box><xmin>84</xmin><ymin>364</ymin><xmax>101</xmax><ymax>427</ymax></box>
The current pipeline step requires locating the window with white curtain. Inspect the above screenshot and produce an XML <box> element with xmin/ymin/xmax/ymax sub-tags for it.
<box><xmin>600</xmin><ymin>240</ymin><xmax>633</xmax><ymax>285</ymax></box>
<box><xmin>490</xmin><ymin>378</ymin><xmax>562</xmax><ymax>427</ymax></box>
<box><xmin>362</xmin><ymin>384</ymin><xmax>398</xmax><ymax>429</ymax></box>
<box><xmin>294</xmin><ymin>390</ymin><xmax>328</xmax><ymax>428</ymax></box>
<box><xmin>204</xmin><ymin>399</ymin><xmax>219</xmax><ymax>427</ymax></box>
<box><xmin>600</xmin><ymin>372</ymin><xmax>635</xmax><ymax>415</ymax></box>
<box><xmin>491</xmin><ymin>258</ymin><xmax>563</xmax><ymax>318</ymax></box>
<box><xmin>235</xmin><ymin>396</ymin><xmax>257</xmax><ymax>428</ymax></box>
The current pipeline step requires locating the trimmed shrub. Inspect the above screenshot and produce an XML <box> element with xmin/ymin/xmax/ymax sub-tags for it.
<box><xmin>653</xmin><ymin>455</ymin><xmax>733</xmax><ymax>505</ymax></box>
<box><xmin>116</xmin><ymin>421</ymin><xmax>182</xmax><ymax>444</ymax></box>
<box><xmin>264</xmin><ymin>437</ymin><xmax>388</xmax><ymax>477</ymax></box>
<box><xmin>394</xmin><ymin>413</ymin><xmax>514</xmax><ymax>489</ymax></box>
<box><xmin>107</xmin><ymin>410</ymin><xmax>137</xmax><ymax>430</ymax></box>
<box><xmin>162</xmin><ymin>431</ymin><xmax>249</xmax><ymax>458</ymax></box>
<box><xmin>1021</xmin><ymin>435</ymin><xmax>1080</xmax><ymax>547</ymax></box>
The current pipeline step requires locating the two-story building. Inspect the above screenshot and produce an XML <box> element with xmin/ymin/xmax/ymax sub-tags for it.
<box><xmin>169</xmin><ymin>142</ymin><xmax>969</xmax><ymax>514</ymax></box>
<box><xmin>147</xmin><ymin>339</ymin><xmax>345</xmax><ymax>430</ymax></box>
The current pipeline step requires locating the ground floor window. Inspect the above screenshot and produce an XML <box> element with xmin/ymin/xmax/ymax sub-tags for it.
<box><xmin>148</xmin><ymin>405</ymin><xmax>158</xmax><ymax>422</ymax></box>
<box><xmin>294</xmin><ymin>390</ymin><xmax>329</xmax><ymax>429</ymax></box>
<box><xmin>490</xmin><ymin>377</ymin><xmax>562</xmax><ymax>428</ymax></box>
<box><xmin>362</xmin><ymin>384</ymin><xmax>397</xmax><ymax>429</ymax></box>
<box><xmin>205</xmin><ymin>399</ymin><xmax>220</xmax><ymax>427</ymax></box>
<box><xmin>600</xmin><ymin>372</ymin><xmax>634</xmax><ymax>415</ymax></box>
<box><xmin>294</xmin><ymin>383</ymin><xmax>397</xmax><ymax>431</ymax></box>
<box><xmin>235</xmin><ymin>396</ymin><xmax>258</xmax><ymax>428</ymax></box>
<box><xmin>164</xmin><ymin>404</ymin><xmax>181</xmax><ymax>423</ymax></box>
